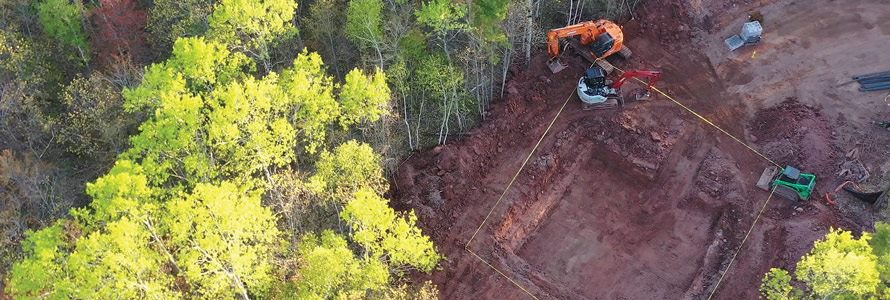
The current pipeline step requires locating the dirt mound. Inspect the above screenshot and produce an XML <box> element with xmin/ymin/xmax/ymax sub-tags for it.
<box><xmin>690</xmin><ymin>149</ymin><xmax>748</xmax><ymax>208</ymax></box>
<box><xmin>749</xmin><ymin>98</ymin><xmax>842</xmax><ymax>185</ymax></box>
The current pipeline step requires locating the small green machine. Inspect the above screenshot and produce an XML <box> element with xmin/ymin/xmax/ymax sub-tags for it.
<box><xmin>757</xmin><ymin>166</ymin><xmax>817</xmax><ymax>201</ymax></box>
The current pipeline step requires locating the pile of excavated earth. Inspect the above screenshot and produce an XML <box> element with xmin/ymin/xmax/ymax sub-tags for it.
<box><xmin>391</xmin><ymin>0</ymin><xmax>890</xmax><ymax>298</ymax></box>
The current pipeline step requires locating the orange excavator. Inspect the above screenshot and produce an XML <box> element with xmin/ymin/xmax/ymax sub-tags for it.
<box><xmin>547</xmin><ymin>19</ymin><xmax>632</xmax><ymax>74</ymax></box>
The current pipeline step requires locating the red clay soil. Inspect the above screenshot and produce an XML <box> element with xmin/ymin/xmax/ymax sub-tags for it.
<box><xmin>748</xmin><ymin>98</ymin><xmax>842</xmax><ymax>183</ymax></box>
<box><xmin>391</xmin><ymin>0</ymin><xmax>888</xmax><ymax>299</ymax></box>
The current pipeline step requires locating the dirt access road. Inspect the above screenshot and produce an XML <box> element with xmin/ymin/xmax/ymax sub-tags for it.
<box><xmin>392</xmin><ymin>0</ymin><xmax>890</xmax><ymax>298</ymax></box>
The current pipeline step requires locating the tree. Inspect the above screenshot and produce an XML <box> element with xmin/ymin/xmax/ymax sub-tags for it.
<box><xmin>7</xmin><ymin>164</ymin><xmax>284</xmax><ymax>299</ymax></box>
<box><xmin>415</xmin><ymin>0</ymin><xmax>467</xmax><ymax>60</ymax></box>
<box><xmin>146</xmin><ymin>0</ymin><xmax>216</xmax><ymax>55</ymax></box>
<box><xmin>90</xmin><ymin>0</ymin><xmax>149</xmax><ymax>67</ymax></box>
<box><xmin>6</xmin><ymin>217</ymin><xmax>174</xmax><ymax>299</ymax></box>
<box><xmin>341</xmin><ymin>188</ymin><xmax>441</xmax><ymax>272</ymax></box>
<box><xmin>871</xmin><ymin>222</ymin><xmax>890</xmax><ymax>298</ymax></box>
<box><xmin>121</xmin><ymin>37</ymin><xmax>249</xmax><ymax>186</ymax></box>
<box><xmin>5</xmin><ymin>221</ymin><xmax>74</xmax><ymax>299</ymax></box>
<box><xmin>163</xmin><ymin>182</ymin><xmax>284</xmax><ymax>299</ymax></box>
<box><xmin>300</xmin><ymin>0</ymin><xmax>356</xmax><ymax>78</ymax></box>
<box><xmin>340</xmin><ymin>68</ymin><xmax>391</xmax><ymax>128</ymax></box>
<box><xmin>397</xmin><ymin>29</ymin><xmax>428</xmax><ymax>64</ymax></box>
<box><xmin>56</xmin><ymin>74</ymin><xmax>139</xmax><ymax>165</ymax></box>
<box><xmin>73</xmin><ymin>160</ymin><xmax>151</xmax><ymax>228</ymax></box>
<box><xmin>472</xmin><ymin>0</ymin><xmax>509</xmax><ymax>43</ymax></box>
<box><xmin>295</xmin><ymin>186</ymin><xmax>442</xmax><ymax>298</ymax></box>
<box><xmin>6</xmin><ymin>14</ymin><xmax>441</xmax><ymax>296</ymax></box>
<box><xmin>0</xmin><ymin>20</ymin><xmax>59</xmax><ymax>97</ymax></box>
<box><xmin>376</xmin><ymin>281</ymin><xmax>439</xmax><ymax>300</ymax></box>
<box><xmin>796</xmin><ymin>229</ymin><xmax>881</xmax><ymax>298</ymax></box>
<box><xmin>296</xmin><ymin>230</ymin><xmax>390</xmax><ymax>298</ymax></box>
<box><xmin>207</xmin><ymin>0</ymin><xmax>298</xmax><ymax>71</ymax></box>
<box><xmin>417</xmin><ymin>53</ymin><xmax>468</xmax><ymax>144</ymax></box>
<box><xmin>279</xmin><ymin>50</ymin><xmax>342</xmax><ymax>155</ymax></box>
<box><xmin>309</xmin><ymin>140</ymin><xmax>387</xmax><ymax>203</ymax></box>
<box><xmin>35</xmin><ymin>0</ymin><xmax>89</xmax><ymax>62</ymax></box>
<box><xmin>760</xmin><ymin>268</ymin><xmax>794</xmax><ymax>300</ymax></box>
<box><xmin>345</xmin><ymin>0</ymin><xmax>386</xmax><ymax>67</ymax></box>
<box><xmin>760</xmin><ymin>228</ymin><xmax>885</xmax><ymax>299</ymax></box>
<box><xmin>0</xmin><ymin>150</ymin><xmax>78</xmax><ymax>275</ymax></box>
<box><xmin>62</xmin><ymin>216</ymin><xmax>175</xmax><ymax>299</ymax></box>
<box><xmin>303</xmin><ymin>0</ymin><xmax>350</xmax><ymax>78</ymax></box>
<box><xmin>416</xmin><ymin>0</ymin><xmax>466</xmax><ymax>37</ymax></box>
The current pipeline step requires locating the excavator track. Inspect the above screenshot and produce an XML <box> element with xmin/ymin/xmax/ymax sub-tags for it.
<box><xmin>581</xmin><ymin>97</ymin><xmax>622</xmax><ymax>110</ymax></box>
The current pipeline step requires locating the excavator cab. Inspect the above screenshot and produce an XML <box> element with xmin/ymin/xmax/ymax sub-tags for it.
<box><xmin>590</xmin><ymin>33</ymin><xmax>616</xmax><ymax>57</ymax></box>
<box><xmin>583</xmin><ymin>67</ymin><xmax>607</xmax><ymax>89</ymax></box>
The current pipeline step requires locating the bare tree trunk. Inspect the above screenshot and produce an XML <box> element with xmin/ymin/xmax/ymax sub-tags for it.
<box><xmin>486</xmin><ymin>47</ymin><xmax>492</xmax><ymax>111</ymax></box>
<box><xmin>501</xmin><ymin>43</ymin><xmax>512</xmax><ymax>98</ymax></box>
<box><xmin>454</xmin><ymin>88</ymin><xmax>463</xmax><ymax>131</ymax></box>
<box><xmin>438</xmin><ymin>93</ymin><xmax>448</xmax><ymax>144</ymax></box>
<box><xmin>402</xmin><ymin>92</ymin><xmax>414</xmax><ymax>150</ymax></box>
<box><xmin>566</xmin><ymin>0</ymin><xmax>573</xmax><ymax>26</ymax></box>
<box><xmin>416</xmin><ymin>90</ymin><xmax>425</xmax><ymax>148</ymax></box>
<box><xmin>326</xmin><ymin>34</ymin><xmax>342</xmax><ymax>77</ymax></box>
<box><xmin>524</xmin><ymin>0</ymin><xmax>534</xmax><ymax>68</ymax></box>
<box><xmin>374</xmin><ymin>43</ymin><xmax>385</xmax><ymax>69</ymax></box>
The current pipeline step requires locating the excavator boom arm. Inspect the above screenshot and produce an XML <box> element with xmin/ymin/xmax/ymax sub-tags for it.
<box><xmin>547</xmin><ymin>20</ymin><xmax>623</xmax><ymax>60</ymax></box>
<box><xmin>613</xmin><ymin>70</ymin><xmax>662</xmax><ymax>90</ymax></box>
<box><xmin>547</xmin><ymin>22</ymin><xmax>603</xmax><ymax>56</ymax></box>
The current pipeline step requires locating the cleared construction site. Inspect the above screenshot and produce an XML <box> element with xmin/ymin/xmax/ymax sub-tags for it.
<box><xmin>393</xmin><ymin>0</ymin><xmax>890</xmax><ymax>298</ymax></box>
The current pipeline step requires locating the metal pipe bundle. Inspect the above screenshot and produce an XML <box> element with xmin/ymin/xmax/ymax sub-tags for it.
<box><xmin>854</xmin><ymin>70</ymin><xmax>890</xmax><ymax>92</ymax></box>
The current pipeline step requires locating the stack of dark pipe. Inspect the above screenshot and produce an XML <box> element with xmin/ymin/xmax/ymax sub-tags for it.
<box><xmin>854</xmin><ymin>70</ymin><xmax>890</xmax><ymax>92</ymax></box>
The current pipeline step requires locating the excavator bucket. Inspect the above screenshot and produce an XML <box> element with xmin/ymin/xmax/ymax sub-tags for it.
<box><xmin>547</xmin><ymin>59</ymin><xmax>568</xmax><ymax>74</ymax></box>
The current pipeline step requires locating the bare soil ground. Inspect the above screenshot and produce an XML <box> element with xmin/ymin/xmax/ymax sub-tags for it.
<box><xmin>392</xmin><ymin>0</ymin><xmax>890</xmax><ymax>298</ymax></box>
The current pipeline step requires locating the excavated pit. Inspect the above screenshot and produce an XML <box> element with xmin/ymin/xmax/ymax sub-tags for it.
<box><xmin>392</xmin><ymin>0</ymin><xmax>890</xmax><ymax>298</ymax></box>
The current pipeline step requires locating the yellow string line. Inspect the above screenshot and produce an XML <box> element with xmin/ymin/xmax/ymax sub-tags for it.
<box><xmin>610</xmin><ymin>65</ymin><xmax>781</xmax><ymax>168</ymax></box>
<box><xmin>463</xmin><ymin>59</ymin><xmax>781</xmax><ymax>300</ymax></box>
<box><xmin>463</xmin><ymin>72</ymin><xmax>577</xmax><ymax>300</ymax></box>
<box><xmin>706</xmin><ymin>186</ymin><xmax>777</xmax><ymax>300</ymax></box>
<box><xmin>607</xmin><ymin>65</ymin><xmax>782</xmax><ymax>298</ymax></box>
<box><xmin>467</xmin><ymin>248</ymin><xmax>542</xmax><ymax>300</ymax></box>
<box><xmin>465</xmin><ymin>88</ymin><xmax>575</xmax><ymax>248</ymax></box>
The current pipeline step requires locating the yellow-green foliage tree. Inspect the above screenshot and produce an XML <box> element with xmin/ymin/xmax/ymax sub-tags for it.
<box><xmin>296</xmin><ymin>230</ymin><xmax>390</xmax><ymax>298</ymax></box>
<box><xmin>796</xmin><ymin>229</ymin><xmax>881</xmax><ymax>297</ymax></box>
<box><xmin>339</xmin><ymin>68</ymin><xmax>390</xmax><ymax>128</ymax></box>
<box><xmin>296</xmin><ymin>180</ymin><xmax>439</xmax><ymax>298</ymax></box>
<box><xmin>760</xmin><ymin>226</ymin><xmax>890</xmax><ymax>299</ymax></box>
<box><xmin>760</xmin><ymin>268</ymin><xmax>794</xmax><ymax>300</ymax></box>
<box><xmin>342</xmin><ymin>188</ymin><xmax>440</xmax><ymax>272</ymax></box>
<box><xmin>309</xmin><ymin>140</ymin><xmax>388</xmax><ymax>203</ymax></box>
<box><xmin>208</xmin><ymin>0</ymin><xmax>297</xmax><ymax>70</ymax></box>
<box><xmin>872</xmin><ymin>222</ymin><xmax>890</xmax><ymax>284</ymax></box>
